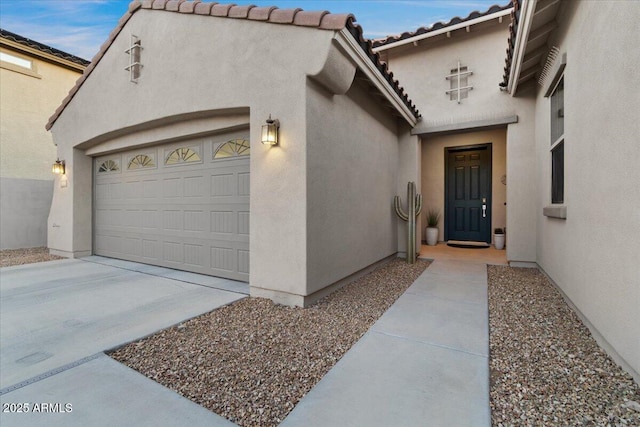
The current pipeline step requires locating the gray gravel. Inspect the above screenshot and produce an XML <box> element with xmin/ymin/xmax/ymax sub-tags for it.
<box><xmin>0</xmin><ymin>247</ymin><xmax>63</xmax><ymax>267</ymax></box>
<box><xmin>488</xmin><ymin>265</ymin><xmax>639</xmax><ymax>426</ymax></box>
<box><xmin>110</xmin><ymin>258</ymin><xmax>429</xmax><ymax>426</ymax></box>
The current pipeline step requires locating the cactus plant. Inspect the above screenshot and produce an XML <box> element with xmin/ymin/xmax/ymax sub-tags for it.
<box><xmin>394</xmin><ymin>181</ymin><xmax>423</xmax><ymax>264</ymax></box>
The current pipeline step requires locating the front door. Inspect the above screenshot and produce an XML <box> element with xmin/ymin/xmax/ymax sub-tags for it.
<box><xmin>445</xmin><ymin>144</ymin><xmax>492</xmax><ymax>243</ymax></box>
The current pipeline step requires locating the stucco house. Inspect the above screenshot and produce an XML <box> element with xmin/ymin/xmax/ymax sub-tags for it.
<box><xmin>45</xmin><ymin>0</ymin><xmax>639</xmax><ymax>382</ymax></box>
<box><xmin>0</xmin><ymin>29</ymin><xmax>88</xmax><ymax>249</ymax></box>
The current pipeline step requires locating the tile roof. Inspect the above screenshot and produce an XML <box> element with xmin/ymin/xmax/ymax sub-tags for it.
<box><xmin>46</xmin><ymin>0</ymin><xmax>420</xmax><ymax>131</ymax></box>
<box><xmin>372</xmin><ymin>2</ymin><xmax>513</xmax><ymax>48</ymax></box>
<box><xmin>500</xmin><ymin>0</ymin><xmax>520</xmax><ymax>88</ymax></box>
<box><xmin>0</xmin><ymin>28</ymin><xmax>90</xmax><ymax>67</ymax></box>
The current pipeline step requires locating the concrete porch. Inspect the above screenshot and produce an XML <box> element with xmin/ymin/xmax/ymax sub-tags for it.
<box><xmin>420</xmin><ymin>242</ymin><xmax>507</xmax><ymax>264</ymax></box>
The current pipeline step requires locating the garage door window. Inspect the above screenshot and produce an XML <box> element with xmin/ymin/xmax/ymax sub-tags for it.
<box><xmin>214</xmin><ymin>139</ymin><xmax>250</xmax><ymax>159</ymax></box>
<box><xmin>128</xmin><ymin>154</ymin><xmax>155</xmax><ymax>169</ymax></box>
<box><xmin>98</xmin><ymin>159</ymin><xmax>120</xmax><ymax>173</ymax></box>
<box><xmin>165</xmin><ymin>147</ymin><xmax>201</xmax><ymax>165</ymax></box>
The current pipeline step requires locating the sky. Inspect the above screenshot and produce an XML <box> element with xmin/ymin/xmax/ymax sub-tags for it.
<box><xmin>0</xmin><ymin>0</ymin><xmax>508</xmax><ymax>61</ymax></box>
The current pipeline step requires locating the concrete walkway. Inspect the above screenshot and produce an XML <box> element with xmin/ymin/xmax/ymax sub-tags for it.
<box><xmin>282</xmin><ymin>255</ymin><xmax>496</xmax><ymax>426</ymax></box>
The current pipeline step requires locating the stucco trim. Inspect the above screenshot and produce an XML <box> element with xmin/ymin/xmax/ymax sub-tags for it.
<box><xmin>0</xmin><ymin>57</ymin><xmax>42</xmax><ymax>79</ymax></box>
<box><xmin>334</xmin><ymin>29</ymin><xmax>418</xmax><ymax>126</ymax></box>
<box><xmin>542</xmin><ymin>205</ymin><xmax>566</xmax><ymax>219</ymax></box>
<box><xmin>412</xmin><ymin>115</ymin><xmax>518</xmax><ymax>135</ymax></box>
<box><xmin>49</xmin><ymin>248</ymin><xmax>92</xmax><ymax>258</ymax></box>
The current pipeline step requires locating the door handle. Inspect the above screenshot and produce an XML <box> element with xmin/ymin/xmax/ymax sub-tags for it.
<box><xmin>482</xmin><ymin>204</ymin><xmax>486</xmax><ymax>218</ymax></box>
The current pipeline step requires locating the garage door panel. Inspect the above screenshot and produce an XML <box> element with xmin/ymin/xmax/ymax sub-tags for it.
<box><xmin>94</xmin><ymin>136</ymin><xmax>250</xmax><ymax>282</ymax></box>
<box><xmin>238</xmin><ymin>211</ymin><xmax>250</xmax><ymax>235</ymax></box>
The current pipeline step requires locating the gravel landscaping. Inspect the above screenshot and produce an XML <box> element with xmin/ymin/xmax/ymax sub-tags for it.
<box><xmin>110</xmin><ymin>258</ymin><xmax>429</xmax><ymax>426</ymax></box>
<box><xmin>488</xmin><ymin>265</ymin><xmax>639</xmax><ymax>426</ymax></box>
<box><xmin>0</xmin><ymin>247</ymin><xmax>63</xmax><ymax>267</ymax></box>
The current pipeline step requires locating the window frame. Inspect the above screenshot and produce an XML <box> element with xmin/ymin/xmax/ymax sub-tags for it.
<box><xmin>0</xmin><ymin>48</ymin><xmax>40</xmax><ymax>78</ymax></box>
<box><xmin>542</xmin><ymin>51</ymin><xmax>567</xmax><ymax>219</ymax></box>
<box><xmin>550</xmin><ymin>76</ymin><xmax>564</xmax><ymax>205</ymax></box>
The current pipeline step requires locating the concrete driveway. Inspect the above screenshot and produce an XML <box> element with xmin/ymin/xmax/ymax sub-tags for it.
<box><xmin>0</xmin><ymin>257</ymin><xmax>246</xmax><ymax>426</ymax></box>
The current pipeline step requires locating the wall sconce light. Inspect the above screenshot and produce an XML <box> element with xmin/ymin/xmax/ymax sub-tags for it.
<box><xmin>261</xmin><ymin>115</ymin><xmax>279</xmax><ymax>146</ymax></box>
<box><xmin>52</xmin><ymin>159</ymin><xmax>65</xmax><ymax>174</ymax></box>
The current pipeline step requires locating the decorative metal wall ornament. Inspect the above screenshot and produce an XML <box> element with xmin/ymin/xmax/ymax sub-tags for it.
<box><xmin>394</xmin><ymin>181</ymin><xmax>423</xmax><ymax>264</ymax></box>
<box><xmin>125</xmin><ymin>34</ymin><xmax>142</xmax><ymax>83</ymax></box>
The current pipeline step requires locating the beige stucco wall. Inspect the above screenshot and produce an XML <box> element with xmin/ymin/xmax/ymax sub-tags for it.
<box><xmin>0</xmin><ymin>46</ymin><xmax>82</xmax><ymax>180</ymax></box>
<box><xmin>533</xmin><ymin>1</ymin><xmax>639</xmax><ymax>379</ymax></box>
<box><xmin>0</xmin><ymin>43</ymin><xmax>84</xmax><ymax>249</ymax></box>
<box><xmin>420</xmin><ymin>129</ymin><xmax>506</xmax><ymax>244</ymax></box>
<box><xmin>305</xmin><ymin>78</ymin><xmax>401</xmax><ymax>296</ymax></box>
<box><xmin>382</xmin><ymin>15</ymin><xmax>537</xmax><ymax>262</ymax></box>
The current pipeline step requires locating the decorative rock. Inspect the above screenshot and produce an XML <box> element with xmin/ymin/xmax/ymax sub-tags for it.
<box><xmin>488</xmin><ymin>266</ymin><xmax>639</xmax><ymax>426</ymax></box>
<box><xmin>111</xmin><ymin>259</ymin><xmax>429</xmax><ymax>427</ymax></box>
<box><xmin>623</xmin><ymin>400</ymin><xmax>640</xmax><ymax>412</ymax></box>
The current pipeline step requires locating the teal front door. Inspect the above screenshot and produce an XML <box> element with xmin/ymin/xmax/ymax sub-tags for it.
<box><xmin>445</xmin><ymin>144</ymin><xmax>492</xmax><ymax>243</ymax></box>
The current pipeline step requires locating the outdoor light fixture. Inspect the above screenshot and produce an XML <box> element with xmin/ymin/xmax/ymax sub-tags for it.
<box><xmin>261</xmin><ymin>115</ymin><xmax>279</xmax><ymax>146</ymax></box>
<box><xmin>52</xmin><ymin>159</ymin><xmax>65</xmax><ymax>175</ymax></box>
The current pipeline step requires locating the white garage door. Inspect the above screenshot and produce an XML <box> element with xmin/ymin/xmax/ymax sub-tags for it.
<box><xmin>93</xmin><ymin>135</ymin><xmax>250</xmax><ymax>282</ymax></box>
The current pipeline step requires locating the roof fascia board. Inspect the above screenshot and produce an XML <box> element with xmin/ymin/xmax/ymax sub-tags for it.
<box><xmin>373</xmin><ymin>8</ymin><xmax>512</xmax><ymax>53</ymax></box>
<box><xmin>0</xmin><ymin>38</ymin><xmax>86</xmax><ymax>72</ymax></box>
<box><xmin>507</xmin><ymin>0</ymin><xmax>537</xmax><ymax>94</ymax></box>
<box><xmin>335</xmin><ymin>29</ymin><xmax>417</xmax><ymax>126</ymax></box>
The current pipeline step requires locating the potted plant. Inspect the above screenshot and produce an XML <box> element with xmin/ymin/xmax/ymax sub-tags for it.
<box><xmin>425</xmin><ymin>208</ymin><xmax>440</xmax><ymax>246</ymax></box>
<box><xmin>494</xmin><ymin>228</ymin><xmax>505</xmax><ymax>250</ymax></box>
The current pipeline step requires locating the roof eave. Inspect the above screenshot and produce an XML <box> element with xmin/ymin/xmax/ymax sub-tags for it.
<box><xmin>335</xmin><ymin>29</ymin><xmax>417</xmax><ymax>126</ymax></box>
<box><xmin>506</xmin><ymin>0</ymin><xmax>536</xmax><ymax>95</ymax></box>
<box><xmin>0</xmin><ymin>35</ymin><xmax>88</xmax><ymax>72</ymax></box>
<box><xmin>373</xmin><ymin>7</ymin><xmax>512</xmax><ymax>53</ymax></box>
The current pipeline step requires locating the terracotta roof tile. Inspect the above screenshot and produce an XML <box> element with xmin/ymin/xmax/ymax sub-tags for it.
<box><xmin>179</xmin><ymin>0</ymin><xmax>200</xmax><ymax>13</ymax></box>
<box><xmin>319</xmin><ymin>13</ymin><xmax>354</xmax><ymax>31</ymax></box>
<box><xmin>165</xmin><ymin>0</ymin><xmax>186</xmax><ymax>12</ymax></box>
<box><xmin>194</xmin><ymin>1</ymin><xmax>214</xmax><ymax>14</ymax></box>
<box><xmin>152</xmin><ymin>0</ymin><xmax>169</xmax><ymax>10</ymax></box>
<box><xmin>129</xmin><ymin>0</ymin><xmax>142</xmax><ymax>13</ymax></box>
<box><xmin>501</xmin><ymin>0</ymin><xmax>520</xmax><ymax>87</ymax></box>
<box><xmin>248</xmin><ymin>6</ymin><xmax>276</xmax><ymax>21</ymax></box>
<box><xmin>211</xmin><ymin>3</ymin><xmax>234</xmax><ymax>17</ymax></box>
<box><xmin>372</xmin><ymin>2</ymin><xmax>512</xmax><ymax>48</ymax></box>
<box><xmin>268</xmin><ymin>8</ymin><xmax>301</xmax><ymax>24</ymax></box>
<box><xmin>293</xmin><ymin>10</ymin><xmax>329</xmax><ymax>27</ymax></box>
<box><xmin>228</xmin><ymin>4</ymin><xmax>255</xmax><ymax>19</ymax></box>
<box><xmin>45</xmin><ymin>1</ymin><xmax>420</xmax><ymax>131</ymax></box>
